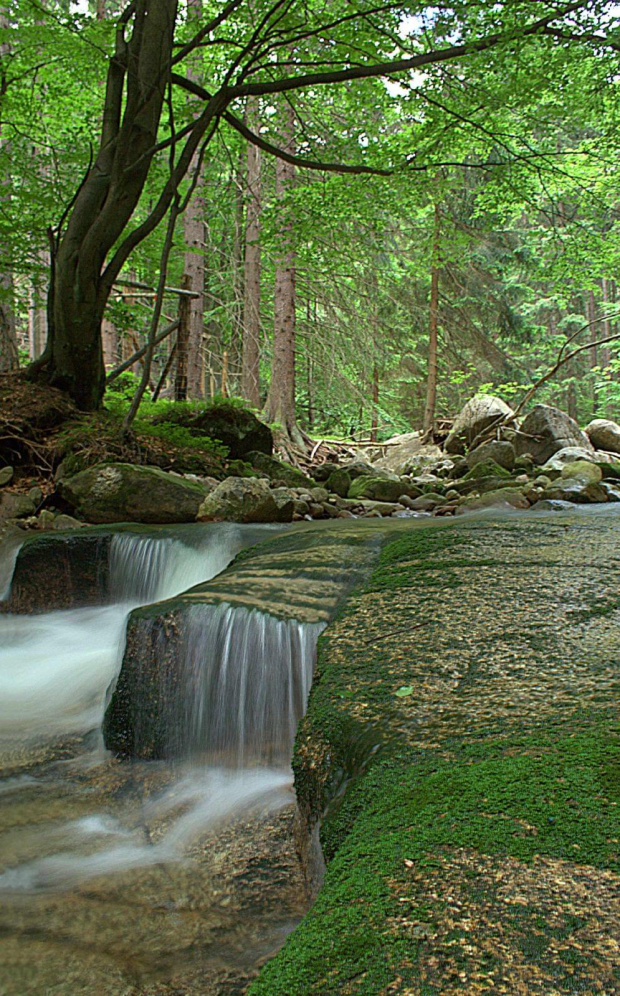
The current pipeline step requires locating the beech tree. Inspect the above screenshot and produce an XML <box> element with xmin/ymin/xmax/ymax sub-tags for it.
<box><xmin>19</xmin><ymin>0</ymin><xmax>597</xmax><ymax>415</ymax></box>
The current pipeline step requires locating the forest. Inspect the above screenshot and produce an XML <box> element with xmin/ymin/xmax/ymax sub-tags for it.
<box><xmin>0</xmin><ymin>0</ymin><xmax>617</xmax><ymax>445</ymax></box>
<box><xmin>1</xmin><ymin>4</ymin><xmax>620</xmax><ymax>996</ymax></box>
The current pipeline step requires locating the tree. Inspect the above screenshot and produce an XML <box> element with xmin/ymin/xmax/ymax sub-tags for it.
<box><xmin>23</xmin><ymin>0</ymin><xmax>594</xmax><ymax>410</ymax></box>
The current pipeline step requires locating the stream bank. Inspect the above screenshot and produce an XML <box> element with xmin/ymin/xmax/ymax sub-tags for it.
<box><xmin>250</xmin><ymin>508</ymin><xmax>620</xmax><ymax>995</ymax></box>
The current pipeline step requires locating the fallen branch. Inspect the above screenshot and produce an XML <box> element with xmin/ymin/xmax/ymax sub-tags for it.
<box><xmin>105</xmin><ymin>319</ymin><xmax>180</xmax><ymax>384</ymax></box>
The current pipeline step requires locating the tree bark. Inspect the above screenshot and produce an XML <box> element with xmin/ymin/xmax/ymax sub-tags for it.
<box><xmin>0</xmin><ymin>6</ymin><xmax>17</xmax><ymax>373</ymax></box>
<box><xmin>423</xmin><ymin>203</ymin><xmax>441</xmax><ymax>435</ymax></box>
<box><xmin>182</xmin><ymin>0</ymin><xmax>205</xmax><ymax>399</ymax></box>
<box><xmin>241</xmin><ymin>95</ymin><xmax>262</xmax><ymax>407</ymax></box>
<box><xmin>28</xmin><ymin>0</ymin><xmax>179</xmax><ymax>409</ymax></box>
<box><xmin>263</xmin><ymin>100</ymin><xmax>302</xmax><ymax>445</ymax></box>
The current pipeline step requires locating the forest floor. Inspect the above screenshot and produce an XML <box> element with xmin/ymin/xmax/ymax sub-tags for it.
<box><xmin>250</xmin><ymin>511</ymin><xmax>620</xmax><ymax>996</ymax></box>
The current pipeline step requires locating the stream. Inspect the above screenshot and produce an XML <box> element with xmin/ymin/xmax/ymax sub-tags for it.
<box><xmin>0</xmin><ymin>524</ymin><xmax>318</xmax><ymax>995</ymax></box>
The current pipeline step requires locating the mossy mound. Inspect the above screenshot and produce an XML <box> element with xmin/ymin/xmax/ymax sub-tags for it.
<box><xmin>250</xmin><ymin>513</ymin><xmax>620</xmax><ymax>995</ymax></box>
<box><xmin>246</xmin><ymin>451</ymin><xmax>316</xmax><ymax>488</ymax></box>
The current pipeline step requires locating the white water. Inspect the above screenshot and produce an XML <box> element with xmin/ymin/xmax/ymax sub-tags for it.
<box><xmin>0</xmin><ymin>525</ymin><xmax>312</xmax><ymax>894</ymax></box>
<box><xmin>0</xmin><ymin>528</ymin><xmax>247</xmax><ymax>751</ymax></box>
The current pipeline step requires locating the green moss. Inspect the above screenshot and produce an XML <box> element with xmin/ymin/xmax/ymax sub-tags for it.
<box><xmin>249</xmin><ymin>518</ymin><xmax>620</xmax><ymax>996</ymax></box>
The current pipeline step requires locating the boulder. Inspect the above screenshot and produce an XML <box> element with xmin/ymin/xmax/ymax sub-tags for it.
<box><xmin>155</xmin><ymin>403</ymin><xmax>273</xmax><ymax>458</ymax></box>
<box><xmin>560</xmin><ymin>461</ymin><xmax>602</xmax><ymax>485</ymax></box>
<box><xmin>196</xmin><ymin>477</ymin><xmax>292</xmax><ymax>523</ymax></box>
<box><xmin>466</xmin><ymin>440</ymin><xmax>515</xmax><ymax>472</ymax></box>
<box><xmin>348</xmin><ymin>476</ymin><xmax>415</xmax><ymax>503</ymax></box>
<box><xmin>600</xmin><ymin>482</ymin><xmax>620</xmax><ymax>502</ymax></box>
<box><xmin>541</xmin><ymin>478</ymin><xmax>608</xmax><ymax>504</ymax></box>
<box><xmin>341</xmin><ymin>459</ymin><xmax>382</xmax><ymax>480</ymax></box>
<box><xmin>585</xmin><ymin>418</ymin><xmax>620</xmax><ymax>454</ymax></box>
<box><xmin>455</xmin><ymin>487</ymin><xmax>530</xmax><ymax>514</ymax></box>
<box><xmin>463</xmin><ymin>459</ymin><xmax>512</xmax><ymax>481</ymax></box>
<box><xmin>444</xmin><ymin>395</ymin><xmax>513</xmax><ymax>455</ymax></box>
<box><xmin>246</xmin><ymin>451</ymin><xmax>315</xmax><ymax>489</ymax></box>
<box><xmin>325</xmin><ymin>468</ymin><xmax>351</xmax><ymax>498</ymax></box>
<box><xmin>0</xmin><ymin>465</ymin><xmax>14</xmax><ymax>486</ymax></box>
<box><xmin>373</xmin><ymin>433</ymin><xmax>442</xmax><ymax>475</ymax></box>
<box><xmin>530</xmin><ymin>499</ymin><xmax>574</xmax><ymax>512</ymax></box>
<box><xmin>0</xmin><ymin>492</ymin><xmax>36</xmax><ymax>521</ymax></box>
<box><xmin>408</xmin><ymin>493</ymin><xmax>446</xmax><ymax>512</ymax></box>
<box><xmin>313</xmin><ymin>461</ymin><xmax>340</xmax><ymax>482</ymax></box>
<box><xmin>58</xmin><ymin>462</ymin><xmax>208</xmax><ymax>524</ymax></box>
<box><xmin>515</xmin><ymin>405</ymin><xmax>593</xmax><ymax>464</ymax></box>
<box><xmin>539</xmin><ymin>446</ymin><xmax>598</xmax><ymax>475</ymax></box>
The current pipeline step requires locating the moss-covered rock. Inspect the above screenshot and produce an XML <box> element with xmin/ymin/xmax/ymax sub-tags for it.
<box><xmin>197</xmin><ymin>476</ymin><xmax>293</xmax><ymax>523</ymax></box>
<box><xmin>155</xmin><ymin>402</ymin><xmax>273</xmax><ymax>458</ymax></box>
<box><xmin>463</xmin><ymin>458</ymin><xmax>512</xmax><ymax>481</ymax></box>
<box><xmin>325</xmin><ymin>468</ymin><xmax>351</xmax><ymax>498</ymax></box>
<box><xmin>58</xmin><ymin>462</ymin><xmax>208</xmax><ymax>524</ymax></box>
<box><xmin>347</xmin><ymin>476</ymin><xmax>412</xmax><ymax>503</ymax></box>
<box><xmin>246</xmin><ymin>451</ymin><xmax>315</xmax><ymax>489</ymax></box>
<box><xmin>250</xmin><ymin>513</ymin><xmax>620</xmax><ymax>996</ymax></box>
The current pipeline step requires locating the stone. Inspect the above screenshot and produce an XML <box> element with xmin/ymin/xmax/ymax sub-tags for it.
<box><xmin>308</xmin><ymin>487</ymin><xmax>329</xmax><ymax>502</ymax></box>
<box><xmin>155</xmin><ymin>403</ymin><xmax>273</xmax><ymax>458</ymax></box>
<box><xmin>455</xmin><ymin>487</ymin><xmax>530</xmax><ymax>514</ymax></box>
<box><xmin>0</xmin><ymin>465</ymin><xmax>14</xmax><ymax>486</ymax></box>
<box><xmin>409</xmin><ymin>493</ymin><xmax>447</xmax><ymax>512</ymax></box>
<box><xmin>373</xmin><ymin>432</ymin><xmax>442</xmax><ymax>475</ymax></box>
<box><xmin>53</xmin><ymin>513</ymin><xmax>85</xmax><ymax>530</ymax></box>
<box><xmin>466</xmin><ymin>440</ymin><xmax>516</xmax><ymax>471</ymax></box>
<box><xmin>560</xmin><ymin>460</ymin><xmax>602</xmax><ymax>484</ymax></box>
<box><xmin>515</xmin><ymin>405</ymin><xmax>593</xmax><ymax>464</ymax></box>
<box><xmin>28</xmin><ymin>486</ymin><xmax>43</xmax><ymax>505</ymax></box>
<box><xmin>514</xmin><ymin>474</ymin><xmax>530</xmax><ymax>485</ymax></box>
<box><xmin>348</xmin><ymin>476</ymin><xmax>415</xmax><ymax>503</ymax></box>
<box><xmin>596</xmin><ymin>460</ymin><xmax>620</xmax><ymax>480</ymax></box>
<box><xmin>448</xmin><ymin>455</ymin><xmax>469</xmax><ymax>478</ymax></box>
<box><xmin>293</xmin><ymin>499</ymin><xmax>310</xmax><ymax>516</ymax></box>
<box><xmin>540</xmin><ymin>446</ymin><xmax>599</xmax><ymax>476</ymax></box>
<box><xmin>308</xmin><ymin>503</ymin><xmax>325</xmax><ymax>518</ymax></box>
<box><xmin>341</xmin><ymin>459</ymin><xmax>381</xmax><ymax>480</ymax></box>
<box><xmin>325</xmin><ymin>468</ymin><xmax>351</xmax><ymax>497</ymax></box>
<box><xmin>37</xmin><ymin>509</ymin><xmax>56</xmax><ymax>530</ymax></box>
<box><xmin>463</xmin><ymin>459</ymin><xmax>512</xmax><ymax>481</ymax></box>
<box><xmin>515</xmin><ymin>454</ymin><xmax>535</xmax><ymax>473</ymax></box>
<box><xmin>444</xmin><ymin>395</ymin><xmax>514</xmax><ymax>454</ymax></box>
<box><xmin>312</xmin><ymin>461</ymin><xmax>340</xmax><ymax>482</ymax></box>
<box><xmin>600</xmin><ymin>482</ymin><xmax>620</xmax><ymax>502</ymax></box>
<box><xmin>542</xmin><ymin>478</ymin><xmax>608</xmax><ymax>504</ymax></box>
<box><xmin>270</xmin><ymin>488</ymin><xmax>295</xmax><ymax>521</ymax></box>
<box><xmin>585</xmin><ymin>418</ymin><xmax>620</xmax><ymax>454</ymax></box>
<box><xmin>59</xmin><ymin>463</ymin><xmax>207</xmax><ymax>524</ymax></box>
<box><xmin>321</xmin><ymin>503</ymin><xmax>340</xmax><ymax>519</ymax></box>
<box><xmin>356</xmin><ymin>500</ymin><xmax>402</xmax><ymax>516</ymax></box>
<box><xmin>0</xmin><ymin>492</ymin><xmax>36</xmax><ymax>520</ymax></box>
<box><xmin>197</xmin><ymin>477</ymin><xmax>292</xmax><ymax>523</ymax></box>
<box><xmin>246</xmin><ymin>451</ymin><xmax>315</xmax><ymax>489</ymax></box>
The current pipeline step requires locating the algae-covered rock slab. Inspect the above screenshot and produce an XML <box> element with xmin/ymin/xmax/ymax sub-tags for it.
<box><xmin>59</xmin><ymin>462</ymin><xmax>207</xmax><ymax>524</ymax></box>
<box><xmin>250</xmin><ymin>512</ymin><xmax>620</xmax><ymax>996</ymax></box>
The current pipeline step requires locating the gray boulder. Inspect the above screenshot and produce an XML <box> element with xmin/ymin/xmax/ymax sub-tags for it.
<box><xmin>540</xmin><ymin>446</ymin><xmax>599</xmax><ymax>475</ymax></box>
<box><xmin>515</xmin><ymin>405</ymin><xmax>593</xmax><ymax>464</ymax></box>
<box><xmin>585</xmin><ymin>418</ymin><xmax>620</xmax><ymax>454</ymax></box>
<box><xmin>197</xmin><ymin>477</ymin><xmax>292</xmax><ymax>523</ymax></box>
<box><xmin>59</xmin><ymin>462</ymin><xmax>208</xmax><ymax>524</ymax></box>
<box><xmin>373</xmin><ymin>432</ymin><xmax>442</xmax><ymax>475</ymax></box>
<box><xmin>541</xmin><ymin>478</ymin><xmax>608</xmax><ymax>504</ymax></box>
<box><xmin>466</xmin><ymin>439</ymin><xmax>515</xmax><ymax>471</ymax></box>
<box><xmin>445</xmin><ymin>395</ymin><xmax>513</xmax><ymax>455</ymax></box>
<box><xmin>0</xmin><ymin>492</ymin><xmax>36</xmax><ymax>520</ymax></box>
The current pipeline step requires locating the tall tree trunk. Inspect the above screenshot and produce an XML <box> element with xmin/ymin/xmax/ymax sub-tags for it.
<box><xmin>175</xmin><ymin>275</ymin><xmax>191</xmax><ymax>400</ymax></box>
<box><xmin>0</xmin><ymin>6</ymin><xmax>17</xmax><ymax>373</ymax></box>
<box><xmin>182</xmin><ymin>0</ymin><xmax>205</xmax><ymax>399</ymax></box>
<box><xmin>27</xmin><ymin>0</ymin><xmax>179</xmax><ymax>410</ymax></box>
<box><xmin>588</xmin><ymin>289</ymin><xmax>598</xmax><ymax>413</ymax></box>
<box><xmin>263</xmin><ymin>100</ymin><xmax>303</xmax><ymax>446</ymax></box>
<box><xmin>370</xmin><ymin>362</ymin><xmax>379</xmax><ymax>442</ymax></box>
<box><xmin>423</xmin><ymin>203</ymin><xmax>441</xmax><ymax>435</ymax></box>
<box><xmin>241</xmin><ymin>95</ymin><xmax>262</xmax><ymax>407</ymax></box>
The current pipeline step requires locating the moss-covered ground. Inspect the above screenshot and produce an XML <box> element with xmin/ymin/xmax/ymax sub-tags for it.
<box><xmin>249</xmin><ymin>512</ymin><xmax>620</xmax><ymax>995</ymax></box>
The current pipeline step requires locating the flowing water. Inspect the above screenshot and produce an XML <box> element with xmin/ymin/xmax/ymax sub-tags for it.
<box><xmin>0</xmin><ymin>524</ymin><xmax>321</xmax><ymax>995</ymax></box>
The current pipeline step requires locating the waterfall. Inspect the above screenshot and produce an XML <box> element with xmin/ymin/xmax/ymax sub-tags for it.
<box><xmin>0</xmin><ymin>527</ymin><xmax>255</xmax><ymax>752</ymax></box>
<box><xmin>127</xmin><ymin>604</ymin><xmax>326</xmax><ymax>764</ymax></box>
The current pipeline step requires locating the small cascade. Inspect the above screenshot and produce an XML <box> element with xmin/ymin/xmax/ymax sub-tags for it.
<box><xmin>107</xmin><ymin>603</ymin><xmax>325</xmax><ymax>765</ymax></box>
<box><xmin>108</xmin><ymin>526</ymin><xmax>244</xmax><ymax>605</ymax></box>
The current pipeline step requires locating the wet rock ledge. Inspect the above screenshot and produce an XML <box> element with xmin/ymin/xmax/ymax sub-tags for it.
<box><xmin>249</xmin><ymin>510</ymin><xmax>620</xmax><ymax>996</ymax></box>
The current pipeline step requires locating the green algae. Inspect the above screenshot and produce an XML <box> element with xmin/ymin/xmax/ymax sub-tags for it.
<box><xmin>249</xmin><ymin>514</ymin><xmax>620</xmax><ymax>996</ymax></box>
